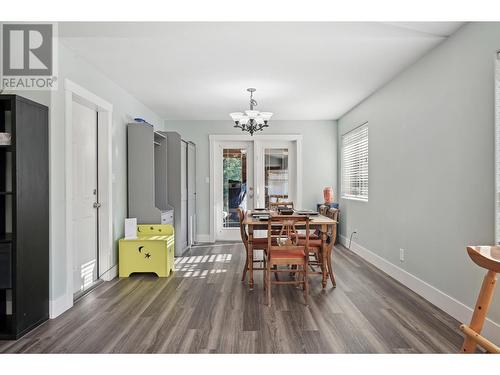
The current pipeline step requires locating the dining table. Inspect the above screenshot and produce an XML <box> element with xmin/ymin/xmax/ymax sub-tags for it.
<box><xmin>242</xmin><ymin>210</ymin><xmax>337</xmax><ymax>290</ymax></box>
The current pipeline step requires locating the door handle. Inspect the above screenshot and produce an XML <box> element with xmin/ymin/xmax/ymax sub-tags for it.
<box><xmin>93</xmin><ymin>202</ymin><xmax>101</xmax><ymax>209</ymax></box>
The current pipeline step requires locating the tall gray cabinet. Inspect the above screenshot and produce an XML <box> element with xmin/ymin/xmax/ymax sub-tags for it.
<box><xmin>127</xmin><ymin>123</ymin><xmax>173</xmax><ymax>225</ymax></box>
<box><xmin>128</xmin><ymin>125</ymin><xmax>196</xmax><ymax>256</ymax></box>
<box><xmin>162</xmin><ymin>132</ymin><xmax>196</xmax><ymax>256</ymax></box>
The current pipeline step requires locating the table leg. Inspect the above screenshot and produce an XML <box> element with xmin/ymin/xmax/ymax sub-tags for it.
<box><xmin>248</xmin><ymin>225</ymin><xmax>254</xmax><ymax>290</ymax></box>
<box><xmin>321</xmin><ymin>224</ymin><xmax>327</xmax><ymax>289</ymax></box>
<box><xmin>326</xmin><ymin>248</ymin><xmax>336</xmax><ymax>288</ymax></box>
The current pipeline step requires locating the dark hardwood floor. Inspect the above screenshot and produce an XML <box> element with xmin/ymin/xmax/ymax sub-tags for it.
<box><xmin>0</xmin><ymin>243</ymin><xmax>463</xmax><ymax>353</ymax></box>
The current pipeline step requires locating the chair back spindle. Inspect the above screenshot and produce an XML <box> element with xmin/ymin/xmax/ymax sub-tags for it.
<box><xmin>267</xmin><ymin>216</ymin><xmax>310</xmax><ymax>252</ymax></box>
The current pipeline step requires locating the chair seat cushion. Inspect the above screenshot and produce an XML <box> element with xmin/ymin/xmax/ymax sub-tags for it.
<box><xmin>270</xmin><ymin>249</ymin><xmax>306</xmax><ymax>259</ymax></box>
<box><xmin>253</xmin><ymin>237</ymin><xmax>268</xmax><ymax>244</ymax></box>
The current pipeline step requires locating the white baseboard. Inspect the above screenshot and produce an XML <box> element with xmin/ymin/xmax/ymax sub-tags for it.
<box><xmin>339</xmin><ymin>235</ymin><xmax>500</xmax><ymax>344</ymax></box>
<box><xmin>196</xmin><ymin>234</ymin><xmax>212</xmax><ymax>243</ymax></box>
<box><xmin>101</xmin><ymin>264</ymin><xmax>118</xmax><ymax>281</ymax></box>
<box><xmin>49</xmin><ymin>294</ymin><xmax>72</xmax><ymax>319</ymax></box>
<box><xmin>50</xmin><ymin>265</ymin><xmax>118</xmax><ymax>319</ymax></box>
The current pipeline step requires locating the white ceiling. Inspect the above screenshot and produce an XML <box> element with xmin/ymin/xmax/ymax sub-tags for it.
<box><xmin>59</xmin><ymin>22</ymin><xmax>464</xmax><ymax>120</ymax></box>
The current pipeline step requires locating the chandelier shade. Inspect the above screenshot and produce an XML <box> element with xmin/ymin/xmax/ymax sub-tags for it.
<box><xmin>229</xmin><ymin>112</ymin><xmax>243</xmax><ymax>121</ymax></box>
<box><xmin>229</xmin><ymin>88</ymin><xmax>273</xmax><ymax>135</ymax></box>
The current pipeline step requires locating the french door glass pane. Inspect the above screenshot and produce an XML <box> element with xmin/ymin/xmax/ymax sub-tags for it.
<box><xmin>264</xmin><ymin>148</ymin><xmax>289</xmax><ymax>208</ymax></box>
<box><xmin>223</xmin><ymin>148</ymin><xmax>247</xmax><ymax>228</ymax></box>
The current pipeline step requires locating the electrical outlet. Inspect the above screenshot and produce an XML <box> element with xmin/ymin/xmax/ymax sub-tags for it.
<box><xmin>399</xmin><ymin>248</ymin><xmax>405</xmax><ymax>262</ymax></box>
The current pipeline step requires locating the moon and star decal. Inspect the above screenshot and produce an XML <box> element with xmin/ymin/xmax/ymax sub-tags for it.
<box><xmin>138</xmin><ymin>246</ymin><xmax>152</xmax><ymax>259</ymax></box>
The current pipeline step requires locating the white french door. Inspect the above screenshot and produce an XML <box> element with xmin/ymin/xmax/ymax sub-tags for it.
<box><xmin>254</xmin><ymin>140</ymin><xmax>297</xmax><ymax>209</ymax></box>
<box><xmin>211</xmin><ymin>136</ymin><xmax>302</xmax><ymax>242</ymax></box>
<box><xmin>214</xmin><ymin>141</ymin><xmax>254</xmax><ymax>241</ymax></box>
<box><xmin>71</xmin><ymin>101</ymin><xmax>99</xmax><ymax>296</ymax></box>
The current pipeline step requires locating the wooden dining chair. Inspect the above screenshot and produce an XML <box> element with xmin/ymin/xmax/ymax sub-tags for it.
<box><xmin>238</xmin><ymin>208</ymin><xmax>276</xmax><ymax>282</ymax></box>
<box><xmin>297</xmin><ymin>208</ymin><xmax>339</xmax><ymax>287</ymax></box>
<box><xmin>264</xmin><ymin>216</ymin><xmax>310</xmax><ymax>306</ymax></box>
<box><xmin>328</xmin><ymin>207</ymin><xmax>339</xmax><ymax>245</ymax></box>
<box><xmin>318</xmin><ymin>204</ymin><xmax>329</xmax><ymax>216</ymax></box>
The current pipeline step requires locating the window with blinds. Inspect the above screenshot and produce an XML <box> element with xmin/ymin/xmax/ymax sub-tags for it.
<box><xmin>341</xmin><ymin>123</ymin><xmax>368</xmax><ymax>201</ymax></box>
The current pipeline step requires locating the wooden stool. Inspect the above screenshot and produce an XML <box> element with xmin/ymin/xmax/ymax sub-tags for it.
<box><xmin>460</xmin><ymin>246</ymin><xmax>500</xmax><ymax>353</ymax></box>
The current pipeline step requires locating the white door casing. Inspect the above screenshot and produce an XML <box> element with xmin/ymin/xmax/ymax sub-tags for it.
<box><xmin>58</xmin><ymin>79</ymin><xmax>113</xmax><ymax>319</ymax></box>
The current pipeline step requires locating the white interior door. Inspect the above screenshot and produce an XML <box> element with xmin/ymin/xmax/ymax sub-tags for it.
<box><xmin>72</xmin><ymin>101</ymin><xmax>99</xmax><ymax>296</ymax></box>
<box><xmin>215</xmin><ymin>141</ymin><xmax>254</xmax><ymax>241</ymax></box>
<box><xmin>255</xmin><ymin>140</ymin><xmax>297</xmax><ymax>209</ymax></box>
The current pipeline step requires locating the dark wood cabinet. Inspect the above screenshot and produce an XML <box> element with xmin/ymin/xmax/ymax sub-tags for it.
<box><xmin>0</xmin><ymin>95</ymin><xmax>49</xmax><ymax>339</ymax></box>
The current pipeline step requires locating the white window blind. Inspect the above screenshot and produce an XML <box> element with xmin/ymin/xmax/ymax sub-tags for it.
<box><xmin>341</xmin><ymin>123</ymin><xmax>368</xmax><ymax>201</ymax></box>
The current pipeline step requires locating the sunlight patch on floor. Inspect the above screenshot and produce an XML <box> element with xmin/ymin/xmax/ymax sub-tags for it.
<box><xmin>173</xmin><ymin>253</ymin><xmax>232</xmax><ymax>278</ymax></box>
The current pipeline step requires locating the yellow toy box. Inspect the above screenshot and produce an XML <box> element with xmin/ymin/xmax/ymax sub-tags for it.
<box><xmin>118</xmin><ymin>224</ymin><xmax>175</xmax><ymax>277</ymax></box>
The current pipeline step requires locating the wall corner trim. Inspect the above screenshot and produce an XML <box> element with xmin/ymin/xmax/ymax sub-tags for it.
<box><xmin>339</xmin><ymin>235</ymin><xmax>500</xmax><ymax>345</ymax></box>
<box><xmin>101</xmin><ymin>265</ymin><xmax>118</xmax><ymax>282</ymax></box>
<box><xmin>49</xmin><ymin>294</ymin><xmax>72</xmax><ymax>319</ymax></box>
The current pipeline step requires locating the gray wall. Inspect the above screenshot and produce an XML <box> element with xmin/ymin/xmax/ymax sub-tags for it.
<box><xmin>164</xmin><ymin>120</ymin><xmax>338</xmax><ymax>238</ymax></box>
<box><xmin>337</xmin><ymin>22</ymin><xmax>499</xmax><ymax>325</ymax></box>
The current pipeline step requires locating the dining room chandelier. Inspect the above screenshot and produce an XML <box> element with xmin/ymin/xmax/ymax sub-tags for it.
<box><xmin>229</xmin><ymin>88</ymin><xmax>273</xmax><ymax>136</ymax></box>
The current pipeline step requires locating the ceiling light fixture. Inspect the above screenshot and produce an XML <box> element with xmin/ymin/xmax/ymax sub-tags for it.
<box><xmin>229</xmin><ymin>88</ymin><xmax>273</xmax><ymax>136</ymax></box>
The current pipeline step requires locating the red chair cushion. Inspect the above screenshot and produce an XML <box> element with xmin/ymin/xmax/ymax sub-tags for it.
<box><xmin>296</xmin><ymin>233</ymin><xmax>319</xmax><ymax>240</ymax></box>
<box><xmin>253</xmin><ymin>237</ymin><xmax>269</xmax><ymax>244</ymax></box>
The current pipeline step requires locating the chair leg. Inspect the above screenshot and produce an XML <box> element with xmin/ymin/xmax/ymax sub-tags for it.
<box><xmin>241</xmin><ymin>257</ymin><xmax>248</xmax><ymax>282</ymax></box>
<box><xmin>326</xmin><ymin>249</ymin><xmax>336</xmax><ymax>288</ymax></box>
<box><xmin>461</xmin><ymin>270</ymin><xmax>497</xmax><ymax>353</ymax></box>
<box><xmin>274</xmin><ymin>265</ymin><xmax>280</xmax><ymax>281</ymax></box>
<box><xmin>263</xmin><ymin>258</ymin><xmax>266</xmax><ymax>291</ymax></box>
<box><xmin>267</xmin><ymin>262</ymin><xmax>272</xmax><ymax>307</ymax></box>
<box><xmin>303</xmin><ymin>263</ymin><xmax>309</xmax><ymax>307</ymax></box>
